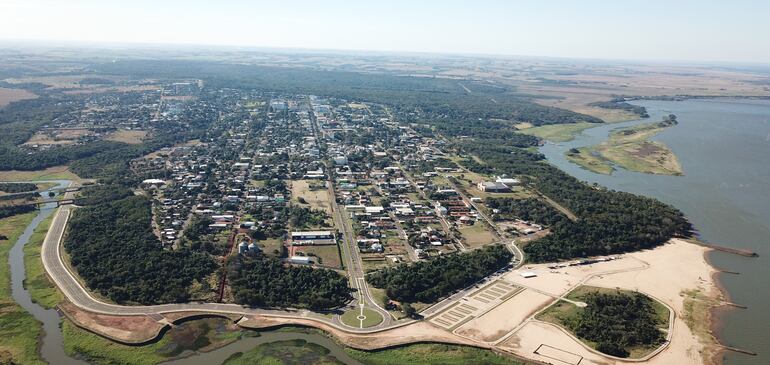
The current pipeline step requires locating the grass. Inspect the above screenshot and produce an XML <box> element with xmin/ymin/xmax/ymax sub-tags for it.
<box><xmin>518</xmin><ymin>122</ymin><xmax>599</xmax><ymax>142</ymax></box>
<box><xmin>23</xmin><ymin>212</ymin><xmax>64</xmax><ymax>309</ymax></box>
<box><xmin>458</xmin><ymin>222</ymin><xmax>497</xmax><ymax>248</ymax></box>
<box><xmin>565</xmin><ymin>121</ymin><xmax>683</xmax><ymax>176</ymax></box>
<box><xmin>565</xmin><ymin>147</ymin><xmax>614</xmax><ymax>175</ymax></box>
<box><xmin>259</xmin><ymin>237</ymin><xmax>285</xmax><ymax>258</ymax></box>
<box><xmin>290</xmin><ymin>180</ymin><xmax>332</xmax><ymax>214</ymax></box>
<box><xmin>294</xmin><ymin>245</ymin><xmax>342</xmax><ymax>268</ymax></box>
<box><xmin>0</xmin><ymin>211</ymin><xmax>46</xmax><ymax>365</ymax></box>
<box><xmin>681</xmin><ymin>289</ymin><xmax>717</xmax><ymax>345</ymax></box>
<box><xmin>62</xmin><ymin>320</ymin><xmax>172</xmax><ymax>365</ymax></box>
<box><xmin>63</xmin><ymin>317</ymin><xmax>245</xmax><ymax>365</ymax></box>
<box><xmin>345</xmin><ymin>343</ymin><xmax>522</xmax><ymax>365</ymax></box>
<box><xmin>537</xmin><ymin>285</ymin><xmax>670</xmax><ymax>359</ymax></box>
<box><xmin>223</xmin><ymin>339</ymin><xmax>344</xmax><ymax>365</ymax></box>
<box><xmin>340</xmin><ymin>307</ymin><xmax>383</xmax><ymax>328</ymax></box>
<box><xmin>0</xmin><ymin>166</ymin><xmax>84</xmax><ymax>183</ymax></box>
<box><xmin>105</xmin><ymin>129</ymin><xmax>147</xmax><ymax>144</ymax></box>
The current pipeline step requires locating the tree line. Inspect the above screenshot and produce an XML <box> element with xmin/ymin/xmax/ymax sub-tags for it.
<box><xmin>367</xmin><ymin>245</ymin><xmax>512</xmax><ymax>304</ymax></box>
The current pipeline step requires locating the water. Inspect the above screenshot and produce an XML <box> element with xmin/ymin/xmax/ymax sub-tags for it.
<box><xmin>8</xmin><ymin>181</ymin><xmax>359</xmax><ymax>365</ymax></box>
<box><xmin>8</xmin><ymin>180</ymin><xmax>88</xmax><ymax>365</ymax></box>
<box><xmin>539</xmin><ymin>98</ymin><xmax>770</xmax><ymax>365</ymax></box>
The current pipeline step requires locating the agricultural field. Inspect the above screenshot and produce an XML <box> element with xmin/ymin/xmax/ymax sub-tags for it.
<box><xmin>0</xmin><ymin>166</ymin><xmax>84</xmax><ymax>183</ymax></box>
<box><xmin>0</xmin><ymin>87</ymin><xmax>37</xmax><ymax>108</ymax></box>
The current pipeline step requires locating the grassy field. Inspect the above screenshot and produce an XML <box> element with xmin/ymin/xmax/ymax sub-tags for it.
<box><xmin>223</xmin><ymin>339</ymin><xmax>344</xmax><ymax>365</ymax></box>
<box><xmin>517</xmin><ymin>122</ymin><xmax>599</xmax><ymax>142</ymax></box>
<box><xmin>458</xmin><ymin>222</ymin><xmax>497</xmax><ymax>248</ymax></box>
<box><xmin>0</xmin><ymin>211</ymin><xmax>46</xmax><ymax>365</ymax></box>
<box><xmin>259</xmin><ymin>237</ymin><xmax>285</xmax><ymax>257</ymax></box>
<box><xmin>536</xmin><ymin>285</ymin><xmax>670</xmax><ymax>359</ymax></box>
<box><xmin>340</xmin><ymin>307</ymin><xmax>383</xmax><ymax>328</ymax></box>
<box><xmin>23</xmin><ymin>213</ymin><xmax>63</xmax><ymax>309</ymax></box>
<box><xmin>63</xmin><ymin>317</ymin><xmax>245</xmax><ymax>365</ymax></box>
<box><xmin>290</xmin><ymin>180</ymin><xmax>332</xmax><ymax>214</ymax></box>
<box><xmin>565</xmin><ymin>147</ymin><xmax>615</xmax><ymax>175</ymax></box>
<box><xmin>565</xmin><ymin>121</ymin><xmax>682</xmax><ymax>176</ymax></box>
<box><xmin>0</xmin><ymin>87</ymin><xmax>37</xmax><ymax>108</ymax></box>
<box><xmin>345</xmin><ymin>343</ymin><xmax>522</xmax><ymax>365</ymax></box>
<box><xmin>105</xmin><ymin>129</ymin><xmax>147</xmax><ymax>144</ymax></box>
<box><xmin>0</xmin><ymin>166</ymin><xmax>84</xmax><ymax>182</ymax></box>
<box><xmin>293</xmin><ymin>244</ymin><xmax>342</xmax><ymax>268</ymax></box>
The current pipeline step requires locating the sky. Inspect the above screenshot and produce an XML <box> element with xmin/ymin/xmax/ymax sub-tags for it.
<box><xmin>1</xmin><ymin>0</ymin><xmax>769</xmax><ymax>64</ymax></box>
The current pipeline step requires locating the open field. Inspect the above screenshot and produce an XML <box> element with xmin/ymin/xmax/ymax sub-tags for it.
<box><xmin>517</xmin><ymin>122</ymin><xmax>599</xmax><ymax>142</ymax></box>
<box><xmin>0</xmin><ymin>166</ymin><xmax>84</xmax><ymax>182</ymax></box>
<box><xmin>290</xmin><ymin>180</ymin><xmax>332</xmax><ymax>214</ymax></box>
<box><xmin>23</xmin><ymin>213</ymin><xmax>63</xmax><ymax>309</ymax></box>
<box><xmin>565</xmin><ymin>148</ymin><xmax>615</xmax><ymax>175</ymax></box>
<box><xmin>105</xmin><ymin>129</ymin><xmax>147</xmax><ymax>144</ymax></box>
<box><xmin>345</xmin><ymin>343</ymin><xmax>521</xmax><ymax>365</ymax></box>
<box><xmin>63</xmin><ymin>316</ymin><xmax>244</xmax><ymax>365</ymax></box>
<box><xmin>223</xmin><ymin>339</ymin><xmax>345</xmax><ymax>365</ymax></box>
<box><xmin>258</xmin><ymin>237</ymin><xmax>285</xmax><ymax>257</ymax></box>
<box><xmin>0</xmin><ymin>87</ymin><xmax>37</xmax><ymax>108</ymax></box>
<box><xmin>566</xmin><ymin>121</ymin><xmax>682</xmax><ymax>176</ymax></box>
<box><xmin>458</xmin><ymin>222</ymin><xmax>497</xmax><ymax>248</ymax></box>
<box><xmin>292</xmin><ymin>244</ymin><xmax>342</xmax><ymax>268</ymax></box>
<box><xmin>0</xmin><ymin>211</ymin><xmax>45</xmax><ymax>365</ymax></box>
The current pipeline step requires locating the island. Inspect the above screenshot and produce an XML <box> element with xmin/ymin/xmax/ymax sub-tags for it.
<box><xmin>566</xmin><ymin>115</ymin><xmax>683</xmax><ymax>175</ymax></box>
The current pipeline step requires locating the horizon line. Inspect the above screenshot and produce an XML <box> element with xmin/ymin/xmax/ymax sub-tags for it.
<box><xmin>3</xmin><ymin>37</ymin><xmax>770</xmax><ymax>70</ymax></box>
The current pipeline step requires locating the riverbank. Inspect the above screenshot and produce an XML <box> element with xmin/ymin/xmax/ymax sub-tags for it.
<box><xmin>565</xmin><ymin>117</ymin><xmax>682</xmax><ymax>176</ymax></box>
<box><xmin>0</xmin><ymin>211</ymin><xmax>45</xmax><ymax>365</ymax></box>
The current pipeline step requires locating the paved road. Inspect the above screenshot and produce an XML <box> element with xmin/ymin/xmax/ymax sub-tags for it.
<box><xmin>41</xmin><ymin>204</ymin><xmax>408</xmax><ymax>333</ymax></box>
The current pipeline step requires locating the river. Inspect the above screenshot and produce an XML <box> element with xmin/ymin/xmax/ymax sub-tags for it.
<box><xmin>8</xmin><ymin>181</ymin><xmax>360</xmax><ymax>365</ymax></box>
<box><xmin>539</xmin><ymin>98</ymin><xmax>770</xmax><ymax>365</ymax></box>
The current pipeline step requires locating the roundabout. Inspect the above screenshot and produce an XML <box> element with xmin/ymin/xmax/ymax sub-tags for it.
<box><xmin>341</xmin><ymin>305</ymin><xmax>384</xmax><ymax>329</ymax></box>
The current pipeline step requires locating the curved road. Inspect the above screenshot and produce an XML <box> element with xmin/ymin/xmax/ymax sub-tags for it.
<box><xmin>42</xmin><ymin>185</ymin><xmax>520</xmax><ymax>336</ymax></box>
<box><xmin>42</xmin><ymin>204</ymin><xmax>404</xmax><ymax>333</ymax></box>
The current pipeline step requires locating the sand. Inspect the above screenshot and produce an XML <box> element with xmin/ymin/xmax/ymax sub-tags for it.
<box><xmin>496</xmin><ymin>239</ymin><xmax>720</xmax><ymax>365</ymax></box>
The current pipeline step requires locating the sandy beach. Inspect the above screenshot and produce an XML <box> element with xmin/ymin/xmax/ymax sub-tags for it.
<box><xmin>495</xmin><ymin>239</ymin><xmax>722</xmax><ymax>364</ymax></box>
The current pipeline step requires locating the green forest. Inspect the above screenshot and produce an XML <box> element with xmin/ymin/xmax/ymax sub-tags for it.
<box><xmin>64</xmin><ymin>196</ymin><xmax>216</xmax><ymax>304</ymax></box>
<box><xmin>558</xmin><ymin>290</ymin><xmax>666</xmax><ymax>358</ymax></box>
<box><xmin>367</xmin><ymin>245</ymin><xmax>512</xmax><ymax>304</ymax></box>
<box><xmin>228</xmin><ymin>254</ymin><xmax>351</xmax><ymax>310</ymax></box>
